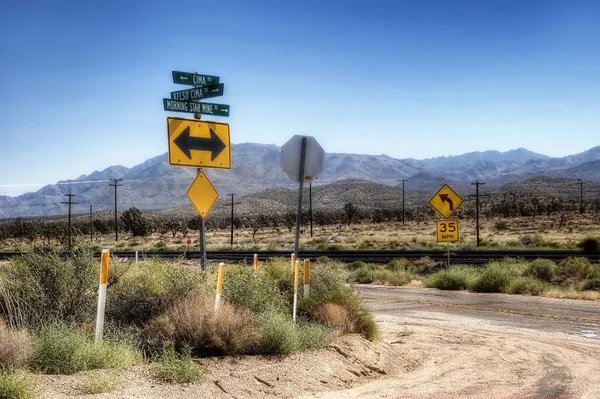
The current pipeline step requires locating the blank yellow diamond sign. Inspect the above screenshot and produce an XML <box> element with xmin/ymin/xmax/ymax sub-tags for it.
<box><xmin>429</xmin><ymin>184</ymin><xmax>464</xmax><ymax>218</ymax></box>
<box><xmin>187</xmin><ymin>171</ymin><xmax>219</xmax><ymax>219</ymax></box>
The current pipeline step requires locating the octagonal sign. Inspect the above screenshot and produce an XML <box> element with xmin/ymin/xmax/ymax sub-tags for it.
<box><xmin>280</xmin><ymin>135</ymin><xmax>325</xmax><ymax>182</ymax></box>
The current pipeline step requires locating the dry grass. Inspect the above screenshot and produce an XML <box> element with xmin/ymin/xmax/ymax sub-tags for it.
<box><xmin>144</xmin><ymin>295</ymin><xmax>260</xmax><ymax>357</ymax></box>
<box><xmin>313</xmin><ymin>303</ymin><xmax>353</xmax><ymax>334</ymax></box>
<box><xmin>542</xmin><ymin>289</ymin><xmax>600</xmax><ymax>301</ymax></box>
<box><xmin>0</xmin><ymin>318</ymin><xmax>32</xmax><ymax>370</ymax></box>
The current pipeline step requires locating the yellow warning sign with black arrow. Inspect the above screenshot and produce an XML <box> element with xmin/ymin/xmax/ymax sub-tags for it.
<box><xmin>429</xmin><ymin>184</ymin><xmax>463</xmax><ymax>219</ymax></box>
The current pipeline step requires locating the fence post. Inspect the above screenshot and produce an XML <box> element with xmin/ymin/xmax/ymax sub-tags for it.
<box><xmin>215</xmin><ymin>263</ymin><xmax>225</xmax><ymax>312</ymax></box>
<box><xmin>95</xmin><ymin>249</ymin><xmax>110</xmax><ymax>343</ymax></box>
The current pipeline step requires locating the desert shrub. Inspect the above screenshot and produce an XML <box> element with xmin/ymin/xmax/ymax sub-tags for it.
<box><xmin>578</xmin><ymin>237</ymin><xmax>599</xmax><ymax>252</ymax></box>
<box><xmin>312</xmin><ymin>303</ymin><xmax>353</xmax><ymax>333</ymax></box>
<box><xmin>223</xmin><ymin>264</ymin><xmax>287</xmax><ymax>315</ymax></box>
<box><xmin>583</xmin><ymin>278</ymin><xmax>600</xmax><ymax>291</ymax></box>
<box><xmin>524</xmin><ymin>259</ymin><xmax>556</xmax><ymax>282</ymax></box>
<box><xmin>256</xmin><ymin>311</ymin><xmax>329</xmax><ymax>355</ymax></box>
<box><xmin>106</xmin><ymin>259</ymin><xmax>205</xmax><ymax>326</ymax></box>
<box><xmin>385</xmin><ymin>258</ymin><xmax>411</xmax><ymax>272</ymax></box>
<box><xmin>412</xmin><ymin>256</ymin><xmax>437</xmax><ymax>273</ymax></box>
<box><xmin>471</xmin><ymin>266</ymin><xmax>512</xmax><ymax>293</ymax></box>
<box><xmin>0</xmin><ymin>319</ymin><xmax>32</xmax><ymax>370</ymax></box>
<box><xmin>506</xmin><ymin>277</ymin><xmax>546</xmax><ymax>295</ymax></box>
<box><xmin>556</xmin><ymin>257</ymin><xmax>593</xmax><ymax>281</ymax></box>
<box><xmin>308</xmin><ymin>260</ymin><xmax>348</xmax><ymax>297</ymax></box>
<box><xmin>350</xmin><ymin>267</ymin><xmax>374</xmax><ymax>284</ymax></box>
<box><xmin>76</xmin><ymin>371</ymin><xmax>121</xmax><ymax>394</ymax></box>
<box><xmin>298</xmin><ymin>288</ymin><xmax>378</xmax><ymax>341</ymax></box>
<box><xmin>0</xmin><ymin>371</ymin><xmax>34</xmax><ymax>399</ymax></box>
<box><xmin>373</xmin><ymin>270</ymin><xmax>411</xmax><ymax>286</ymax></box>
<box><xmin>494</xmin><ymin>221</ymin><xmax>509</xmax><ymax>231</ymax></box>
<box><xmin>152</xmin><ymin>346</ymin><xmax>201</xmax><ymax>384</ymax></box>
<box><xmin>347</xmin><ymin>261</ymin><xmax>366</xmax><ymax>271</ymax></box>
<box><xmin>0</xmin><ymin>249</ymin><xmax>98</xmax><ymax>327</ymax></box>
<box><xmin>143</xmin><ymin>295</ymin><xmax>260</xmax><ymax>357</ymax></box>
<box><xmin>31</xmin><ymin>324</ymin><xmax>139</xmax><ymax>375</ymax></box>
<box><xmin>425</xmin><ymin>267</ymin><xmax>477</xmax><ymax>291</ymax></box>
<box><xmin>520</xmin><ymin>234</ymin><xmax>543</xmax><ymax>246</ymax></box>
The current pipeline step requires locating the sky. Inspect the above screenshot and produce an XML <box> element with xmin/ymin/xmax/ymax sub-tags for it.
<box><xmin>0</xmin><ymin>0</ymin><xmax>599</xmax><ymax>196</ymax></box>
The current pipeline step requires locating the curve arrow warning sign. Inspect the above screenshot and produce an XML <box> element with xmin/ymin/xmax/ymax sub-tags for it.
<box><xmin>167</xmin><ymin>117</ymin><xmax>231</xmax><ymax>169</ymax></box>
<box><xmin>429</xmin><ymin>184</ymin><xmax>463</xmax><ymax>218</ymax></box>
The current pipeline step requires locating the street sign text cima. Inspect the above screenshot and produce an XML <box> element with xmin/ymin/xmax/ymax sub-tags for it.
<box><xmin>172</xmin><ymin>71</ymin><xmax>219</xmax><ymax>86</ymax></box>
<box><xmin>170</xmin><ymin>84</ymin><xmax>224</xmax><ymax>101</ymax></box>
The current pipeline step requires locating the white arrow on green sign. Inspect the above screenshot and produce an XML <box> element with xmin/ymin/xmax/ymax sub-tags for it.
<box><xmin>172</xmin><ymin>71</ymin><xmax>220</xmax><ymax>86</ymax></box>
<box><xmin>170</xmin><ymin>83</ymin><xmax>224</xmax><ymax>101</ymax></box>
<box><xmin>163</xmin><ymin>99</ymin><xmax>230</xmax><ymax>117</ymax></box>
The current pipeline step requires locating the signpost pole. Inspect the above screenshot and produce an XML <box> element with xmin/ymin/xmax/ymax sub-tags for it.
<box><xmin>194</xmin><ymin>109</ymin><xmax>207</xmax><ymax>270</ymax></box>
<box><xmin>293</xmin><ymin>138</ymin><xmax>308</xmax><ymax>261</ymax></box>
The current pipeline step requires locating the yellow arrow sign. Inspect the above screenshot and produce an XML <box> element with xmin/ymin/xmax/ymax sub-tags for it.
<box><xmin>429</xmin><ymin>184</ymin><xmax>463</xmax><ymax>218</ymax></box>
<box><xmin>436</xmin><ymin>220</ymin><xmax>459</xmax><ymax>242</ymax></box>
<box><xmin>167</xmin><ymin>117</ymin><xmax>231</xmax><ymax>169</ymax></box>
<box><xmin>187</xmin><ymin>171</ymin><xmax>219</xmax><ymax>219</ymax></box>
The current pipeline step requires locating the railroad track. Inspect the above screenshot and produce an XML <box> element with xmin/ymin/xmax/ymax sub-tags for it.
<box><xmin>1</xmin><ymin>249</ymin><xmax>599</xmax><ymax>264</ymax></box>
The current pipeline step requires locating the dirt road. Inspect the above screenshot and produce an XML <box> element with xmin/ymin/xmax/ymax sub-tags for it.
<box><xmin>304</xmin><ymin>285</ymin><xmax>600</xmax><ymax>399</ymax></box>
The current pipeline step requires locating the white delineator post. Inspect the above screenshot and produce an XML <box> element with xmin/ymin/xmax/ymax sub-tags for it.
<box><xmin>303</xmin><ymin>259</ymin><xmax>310</xmax><ymax>297</ymax></box>
<box><xmin>95</xmin><ymin>249</ymin><xmax>110</xmax><ymax>343</ymax></box>
<box><xmin>215</xmin><ymin>263</ymin><xmax>225</xmax><ymax>312</ymax></box>
<box><xmin>293</xmin><ymin>260</ymin><xmax>299</xmax><ymax>324</ymax></box>
<box><xmin>135</xmin><ymin>250</ymin><xmax>138</xmax><ymax>263</ymax></box>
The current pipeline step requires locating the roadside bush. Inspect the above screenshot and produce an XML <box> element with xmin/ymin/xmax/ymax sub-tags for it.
<box><xmin>385</xmin><ymin>258</ymin><xmax>411</xmax><ymax>272</ymax></box>
<box><xmin>578</xmin><ymin>237</ymin><xmax>599</xmax><ymax>252</ymax></box>
<box><xmin>506</xmin><ymin>277</ymin><xmax>546</xmax><ymax>295</ymax></box>
<box><xmin>520</xmin><ymin>234</ymin><xmax>543</xmax><ymax>246</ymax></box>
<box><xmin>152</xmin><ymin>346</ymin><xmax>201</xmax><ymax>384</ymax></box>
<box><xmin>471</xmin><ymin>266</ymin><xmax>512</xmax><ymax>293</ymax></box>
<box><xmin>350</xmin><ymin>267</ymin><xmax>374</xmax><ymax>284</ymax></box>
<box><xmin>106</xmin><ymin>259</ymin><xmax>205</xmax><ymax>326</ymax></box>
<box><xmin>312</xmin><ymin>303</ymin><xmax>353</xmax><ymax>334</ymax></box>
<box><xmin>223</xmin><ymin>264</ymin><xmax>287</xmax><ymax>315</ymax></box>
<box><xmin>494</xmin><ymin>221</ymin><xmax>509</xmax><ymax>231</ymax></box>
<box><xmin>0</xmin><ymin>249</ymin><xmax>97</xmax><ymax>327</ymax></box>
<box><xmin>0</xmin><ymin>371</ymin><xmax>35</xmax><ymax>399</ymax></box>
<box><xmin>425</xmin><ymin>267</ymin><xmax>477</xmax><ymax>291</ymax></box>
<box><xmin>524</xmin><ymin>259</ymin><xmax>556</xmax><ymax>282</ymax></box>
<box><xmin>556</xmin><ymin>257</ymin><xmax>593</xmax><ymax>282</ymax></box>
<box><xmin>76</xmin><ymin>371</ymin><xmax>121</xmax><ymax>395</ymax></box>
<box><xmin>256</xmin><ymin>311</ymin><xmax>329</xmax><ymax>355</ymax></box>
<box><xmin>0</xmin><ymin>319</ymin><xmax>32</xmax><ymax>370</ymax></box>
<box><xmin>31</xmin><ymin>324</ymin><xmax>139</xmax><ymax>374</ymax></box>
<box><xmin>373</xmin><ymin>269</ymin><xmax>411</xmax><ymax>286</ymax></box>
<box><xmin>583</xmin><ymin>278</ymin><xmax>600</xmax><ymax>291</ymax></box>
<box><xmin>144</xmin><ymin>295</ymin><xmax>260</xmax><ymax>357</ymax></box>
<box><xmin>347</xmin><ymin>261</ymin><xmax>366</xmax><ymax>271</ymax></box>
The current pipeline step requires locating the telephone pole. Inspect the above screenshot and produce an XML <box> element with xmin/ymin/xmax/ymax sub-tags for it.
<box><xmin>109</xmin><ymin>178</ymin><xmax>123</xmax><ymax>241</ymax></box>
<box><xmin>577</xmin><ymin>179</ymin><xmax>584</xmax><ymax>212</ymax></box>
<box><xmin>309</xmin><ymin>182</ymin><xmax>313</xmax><ymax>237</ymax></box>
<box><xmin>398</xmin><ymin>179</ymin><xmax>409</xmax><ymax>224</ymax></box>
<box><xmin>471</xmin><ymin>181</ymin><xmax>485</xmax><ymax>247</ymax></box>
<box><xmin>61</xmin><ymin>194</ymin><xmax>78</xmax><ymax>248</ymax></box>
<box><xmin>89</xmin><ymin>204</ymin><xmax>93</xmax><ymax>242</ymax></box>
<box><xmin>228</xmin><ymin>193</ymin><xmax>235</xmax><ymax>246</ymax></box>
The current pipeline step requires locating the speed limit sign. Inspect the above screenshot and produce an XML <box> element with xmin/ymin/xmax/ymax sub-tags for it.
<box><xmin>436</xmin><ymin>220</ymin><xmax>459</xmax><ymax>242</ymax></box>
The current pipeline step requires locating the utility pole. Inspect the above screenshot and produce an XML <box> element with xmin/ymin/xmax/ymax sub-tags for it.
<box><xmin>109</xmin><ymin>178</ymin><xmax>123</xmax><ymax>241</ymax></box>
<box><xmin>89</xmin><ymin>204</ymin><xmax>93</xmax><ymax>242</ymax></box>
<box><xmin>61</xmin><ymin>194</ymin><xmax>78</xmax><ymax>248</ymax></box>
<box><xmin>398</xmin><ymin>179</ymin><xmax>409</xmax><ymax>224</ymax></box>
<box><xmin>471</xmin><ymin>181</ymin><xmax>485</xmax><ymax>247</ymax></box>
<box><xmin>577</xmin><ymin>179</ymin><xmax>584</xmax><ymax>212</ymax></box>
<box><xmin>309</xmin><ymin>181</ymin><xmax>313</xmax><ymax>237</ymax></box>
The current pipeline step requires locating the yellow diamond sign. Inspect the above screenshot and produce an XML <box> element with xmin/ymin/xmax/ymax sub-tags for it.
<box><xmin>187</xmin><ymin>171</ymin><xmax>219</xmax><ymax>219</ymax></box>
<box><xmin>429</xmin><ymin>184</ymin><xmax>463</xmax><ymax>218</ymax></box>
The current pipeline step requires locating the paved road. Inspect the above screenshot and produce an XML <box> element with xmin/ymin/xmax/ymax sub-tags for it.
<box><xmin>359</xmin><ymin>285</ymin><xmax>600</xmax><ymax>341</ymax></box>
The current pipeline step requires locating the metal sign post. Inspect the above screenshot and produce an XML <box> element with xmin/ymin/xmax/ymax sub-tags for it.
<box><xmin>293</xmin><ymin>137</ymin><xmax>308</xmax><ymax>260</ymax></box>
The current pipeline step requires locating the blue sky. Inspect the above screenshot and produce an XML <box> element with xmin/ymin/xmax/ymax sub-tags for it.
<box><xmin>0</xmin><ymin>0</ymin><xmax>599</xmax><ymax>196</ymax></box>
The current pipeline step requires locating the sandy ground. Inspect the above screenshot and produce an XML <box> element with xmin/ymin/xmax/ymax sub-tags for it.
<box><xmin>33</xmin><ymin>288</ymin><xmax>600</xmax><ymax>398</ymax></box>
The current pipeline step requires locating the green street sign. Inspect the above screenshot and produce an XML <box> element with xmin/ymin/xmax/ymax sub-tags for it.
<box><xmin>170</xmin><ymin>84</ymin><xmax>224</xmax><ymax>101</ymax></box>
<box><xmin>172</xmin><ymin>71</ymin><xmax>220</xmax><ymax>86</ymax></box>
<box><xmin>163</xmin><ymin>99</ymin><xmax>230</xmax><ymax>117</ymax></box>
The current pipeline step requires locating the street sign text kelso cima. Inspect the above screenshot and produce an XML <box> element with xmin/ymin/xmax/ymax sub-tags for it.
<box><xmin>163</xmin><ymin>70</ymin><xmax>231</xmax><ymax>269</ymax></box>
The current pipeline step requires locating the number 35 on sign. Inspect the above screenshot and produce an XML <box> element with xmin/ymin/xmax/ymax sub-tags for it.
<box><xmin>436</xmin><ymin>220</ymin><xmax>459</xmax><ymax>242</ymax></box>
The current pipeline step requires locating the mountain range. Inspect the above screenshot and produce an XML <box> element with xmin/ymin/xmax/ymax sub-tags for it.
<box><xmin>1</xmin><ymin>144</ymin><xmax>599</xmax><ymax>218</ymax></box>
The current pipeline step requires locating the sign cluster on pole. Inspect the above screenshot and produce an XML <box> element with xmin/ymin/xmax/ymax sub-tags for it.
<box><xmin>429</xmin><ymin>184</ymin><xmax>463</xmax><ymax>243</ymax></box>
<box><xmin>163</xmin><ymin>70</ymin><xmax>231</xmax><ymax>269</ymax></box>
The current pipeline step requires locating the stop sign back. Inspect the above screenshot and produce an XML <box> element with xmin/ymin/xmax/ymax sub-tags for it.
<box><xmin>280</xmin><ymin>135</ymin><xmax>325</xmax><ymax>182</ymax></box>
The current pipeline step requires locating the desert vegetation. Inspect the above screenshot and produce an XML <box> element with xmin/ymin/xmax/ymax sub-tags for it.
<box><xmin>0</xmin><ymin>250</ymin><xmax>377</xmax><ymax>397</ymax></box>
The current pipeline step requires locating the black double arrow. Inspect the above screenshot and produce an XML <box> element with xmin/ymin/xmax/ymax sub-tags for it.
<box><xmin>173</xmin><ymin>127</ymin><xmax>226</xmax><ymax>161</ymax></box>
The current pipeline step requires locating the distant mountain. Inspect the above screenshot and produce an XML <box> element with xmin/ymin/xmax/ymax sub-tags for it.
<box><xmin>1</xmin><ymin>144</ymin><xmax>599</xmax><ymax>218</ymax></box>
